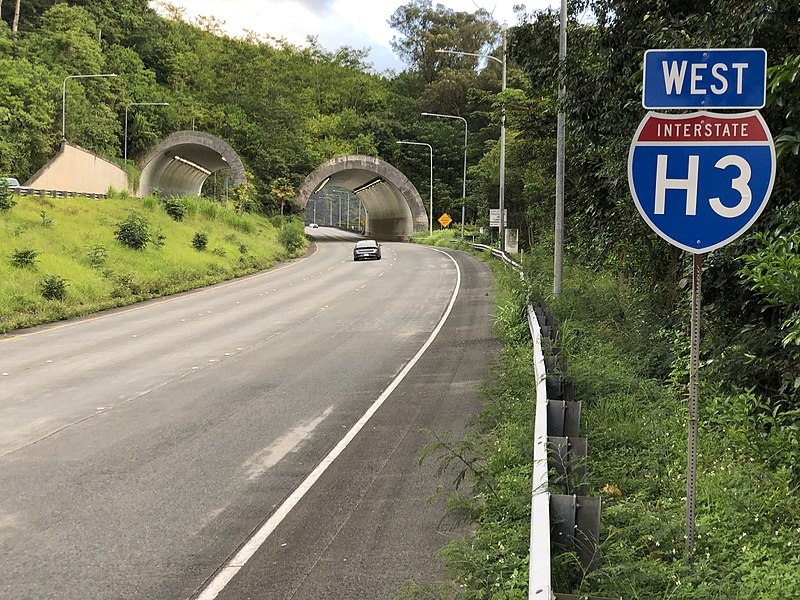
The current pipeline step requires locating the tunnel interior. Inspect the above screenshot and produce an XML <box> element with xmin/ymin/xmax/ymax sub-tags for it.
<box><xmin>298</xmin><ymin>155</ymin><xmax>428</xmax><ymax>241</ymax></box>
<box><xmin>138</xmin><ymin>131</ymin><xmax>247</xmax><ymax>198</ymax></box>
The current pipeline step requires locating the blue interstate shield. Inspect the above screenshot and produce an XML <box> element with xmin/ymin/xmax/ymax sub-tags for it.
<box><xmin>628</xmin><ymin>111</ymin><xmax>775</xmax><ymax>253</ymax></box>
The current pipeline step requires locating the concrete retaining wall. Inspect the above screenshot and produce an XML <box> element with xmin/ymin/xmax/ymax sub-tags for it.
<box><xmin>25</xmin><ymin>141</ymin><xmax>129</xmax><ymax>195</ymax></box>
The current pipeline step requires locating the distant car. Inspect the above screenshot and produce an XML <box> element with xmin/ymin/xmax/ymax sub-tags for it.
<box><xmin>1</xmin><ymin>177</ymin><xmax>20</xmax><ymax>190</ymax></box>
<box><xmin>353</xmin><ymin>239</ymin><xmax>381</xmax><ymax>261</ymax></box>
<box><xmin>310</xmin><ymin>223</ymin><xmax>319</xmax><ymax>228</ymax></box>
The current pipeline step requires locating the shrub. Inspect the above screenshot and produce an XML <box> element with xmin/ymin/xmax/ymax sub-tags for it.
<box><xmin>152</xmin><ymin>229</ymin><xmax>166</xmax><ymax>249</ymax></box>
<box><xmin>192</xmin><ymin>231</ymin><xmax>208</xmax><ymax>251</ymax></box>
<box><xmin>85</xmin><ymin>244</ymin><xmax>108</xmax><ymax>268</ymax></box>
<box><xmin>140</xmin><ymin>195</ymin><xmax>158</xmax><ymax>210</ymax></box>
<box><xmin>114</xmin><ymin>213</ymin><xmax>150</xmax><ymax>250</ymax></box>
<box><xmin>0</xmin><ymin>179</ymin><xmax>15</xmax><ymax>211</ymax></box>
<box><xmin>39</xmin><ymin>274</ymin><xmax>67</xmax><ymax>300</ymax></box>
<box><xmin>277</xmin><ymin>221</ymin><xmax>306</xmax><ymax>254</ymax></box>
<box><xmin>211</xmin><ymin>246</ymin><xmax>226</xmax><ymax>257</ymax></box>
<box><xmin>10</xmin><ymin>248</ymin><xmax>39</xmax><ymax>268</ymax></box>
<box><xmin>162</xmin><ymin>197</ymin><xmax>185</xmax><ymax>221</ymax></box>
<box><xmin>39</xmin><ymin>211</ymin><xmax>53</xmax><ymax>227</ymax></box>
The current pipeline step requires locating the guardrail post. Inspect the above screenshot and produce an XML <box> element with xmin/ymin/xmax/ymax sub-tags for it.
<box><xmin>471</xmin><ymin>244</ymin><xmax>611</xmax><ymax>599</ymax></box>
<box><xmin>547</xmin><ymin>400</ymin><xmax>582</xmax><ymax>438</ymax></box>
<box><xmin>551</xmin><ymin>494</ymin><xmax>602</xmax><ymax>571</ymax></box>
<box><xmin>548</xmin><ymin>436</ymin><xmax>588</xmax><ymax>496</ymax></box>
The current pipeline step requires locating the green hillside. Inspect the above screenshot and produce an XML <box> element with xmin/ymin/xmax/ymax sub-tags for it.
<box><xmin>0</xmin><ymin>192</ymin><xmax>306</xmax><ymax>333</ymax></box>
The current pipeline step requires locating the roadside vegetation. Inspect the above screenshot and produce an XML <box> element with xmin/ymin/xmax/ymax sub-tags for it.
<box><xmin>401</xmin><ymin>238</ymin><xmax>800</xmax><ymax>598</ymax></box>
<box><xmin>0</xmin><ymin>192</ymin><xmax>307</xmax><ymax>333</ymax></box>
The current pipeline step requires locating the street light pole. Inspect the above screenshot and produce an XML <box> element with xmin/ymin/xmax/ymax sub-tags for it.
<box><xmin>306</xmin><ymin>198</ymin><xmax>316</xmax><ymax>224</ymax></box>
<box><xmin>62</xmin><ymin>73</ymin><xmax>118</xmax><ymax>140</ymax></box>
<box><xmin>125</xmin><ymin>101</ymin><xmax>169</xmax><ymax>162</ymax></box>
<box><xmin>422</xmin><ymin>112</ymin><xmax>468</xmax><ymax>239</ymax></box>
<box><xmin>437</xmin><ymin>25</ymin><xmax>506</xmax><ymax>249</ymax></box>
<box><xmin>397</xmin><ymin>141</ymin><xmax>434</xmax><ymax>235</ymax></box>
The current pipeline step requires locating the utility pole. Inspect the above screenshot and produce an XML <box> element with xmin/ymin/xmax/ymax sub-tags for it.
<box><xmin>554</xmin><ymin>0</ymin><xmax>567</xmax><ymax>295</ymax></box>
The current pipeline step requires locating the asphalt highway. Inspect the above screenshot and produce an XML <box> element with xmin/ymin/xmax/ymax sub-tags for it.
<box><xmin>0</xmin><ymin>228</ymin><xmax>499</xmax><ymax>600</ymax></box>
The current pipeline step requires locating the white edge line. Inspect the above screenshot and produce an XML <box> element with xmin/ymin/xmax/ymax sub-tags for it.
<box><xmin>195</xmin><ymin>247</ymin><xmax>462</xmax><ymax>600</ymax></box>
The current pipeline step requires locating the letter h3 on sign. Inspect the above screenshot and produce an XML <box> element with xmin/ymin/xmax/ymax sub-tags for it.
<box><xmin>632</xmin><ymin>48</ymin><xmax>774</xmax><ymax>254</ymax></box>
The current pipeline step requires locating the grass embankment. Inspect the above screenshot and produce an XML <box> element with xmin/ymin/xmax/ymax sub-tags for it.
<box><xmin>403</xmin><ymin>242</ymin><xmax>800</xmax><ymax>599</ymax></box>
<box><xmin>409</xmin><ymin>228</ymin><xmax>488</xmax><ymax>248</ymax></box>
<box><xmin>0</xmin><ymin>193</ymin><xmax>307</xmax><ymax>333</ymax></box>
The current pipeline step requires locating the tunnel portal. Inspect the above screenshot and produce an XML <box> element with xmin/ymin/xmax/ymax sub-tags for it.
<box><xmin>298</xmin><ymin>155</ymin><xmax>428</xmax><ymax>241</ymax></box>
<box><xmin>138</xmin><ymin>131</ymin><xmax>247</xmax><ymax>197</ymax></box>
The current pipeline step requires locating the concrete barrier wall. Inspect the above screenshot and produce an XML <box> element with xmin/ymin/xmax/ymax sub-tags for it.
<box><xmin>25</xmin><ymin>141</ymin><xmax>129</xmax><ymax>195</ymax></box>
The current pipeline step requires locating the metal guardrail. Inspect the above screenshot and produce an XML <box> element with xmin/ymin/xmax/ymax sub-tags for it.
<box><xmin>469</xmin><ymin>242</ymin><xmax>522</xmax><ymax>271</ymax></box>
<box><xmin>467</xmin><ymin>243</ymin><xmax>553</xmax><ymax>597</ymax></box>
<box><xmin>467</xmin><ymin>242</ymin><xmax>606</xmax><ymax>600</ymax></box>
<box><xmin>11</xmin><ymin>187</ymin><xmax>108</xmax><ymax>199</ymax></box>
<box><xmin>528</xmin><ymin>303</ymin><xmax>553</xmax><ymax>599</ymax></box>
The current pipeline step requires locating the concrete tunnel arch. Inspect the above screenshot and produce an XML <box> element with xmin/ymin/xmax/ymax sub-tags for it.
<box><xmin>138</xmin><ymin>131</ymin><xmax>247</xmax><ymax>197</ymax></box>
<box><xmin>298</xmin><ymin>155</ymin><xmax>428</xmax><ymax>241</ymax></box>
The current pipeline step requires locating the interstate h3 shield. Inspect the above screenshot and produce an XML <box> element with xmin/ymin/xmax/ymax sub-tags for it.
<box><xmin>628</xmin><ymin>111</ymin><xmax>775</xmax><ymax>254</ymax></box>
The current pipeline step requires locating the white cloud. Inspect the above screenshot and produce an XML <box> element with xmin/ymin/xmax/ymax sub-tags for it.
<box><xmin>151</xmin><ymin>1</ymin><xmax>559</xmax><ymax>71</ymax></box>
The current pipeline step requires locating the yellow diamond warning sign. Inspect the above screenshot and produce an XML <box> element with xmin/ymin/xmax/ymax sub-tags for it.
<box><xmin>438</xmin><ymin>213</ymin><xmax>452</xmax><ymax>228</ymax></box>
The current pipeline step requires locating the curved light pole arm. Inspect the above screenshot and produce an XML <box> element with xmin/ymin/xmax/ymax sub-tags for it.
<box><xmin>436</xmin><ymin>48</ymin><xmax>502</xmax><ymax>66</ymax></box>
<box><xmin>436</xmin><ymin>28</ymin><xmax>507</xmax><ymax>250</ymax></box>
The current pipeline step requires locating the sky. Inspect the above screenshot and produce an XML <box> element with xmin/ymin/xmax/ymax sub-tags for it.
<box><xmin>151</xmin><ymin>0</ymin><xmax>560</xmax><ymax>72</ymax></box>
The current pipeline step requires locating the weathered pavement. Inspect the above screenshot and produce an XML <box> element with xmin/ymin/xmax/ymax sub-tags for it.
<box><xmin>210</xmin><ymin>249</ymin><xmax>499</xmax><ymax>600</ymax></box>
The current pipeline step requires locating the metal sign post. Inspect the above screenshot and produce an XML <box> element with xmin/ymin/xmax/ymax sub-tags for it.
<box><xmin>686</xmin><ymin>253</ymin><xmax>702</xmax><ymax>561</ymax></box>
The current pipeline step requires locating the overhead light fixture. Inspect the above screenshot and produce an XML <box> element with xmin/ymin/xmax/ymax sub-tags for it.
<box><xmin>353</xmin><ymin>178</ymin><xmax>383</xmax><ymax>194</ymax></box>
<box><xmin>314</xmin><ymin>177</ymin><xmax>331</xmax><ymax>192</ymax></box>
<box><xmin>172</xmin><ymin>155</ymin><xmax>211</xmax><ymax>175</ymax></box>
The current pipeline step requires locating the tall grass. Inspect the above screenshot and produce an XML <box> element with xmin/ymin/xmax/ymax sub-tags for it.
<box><xmin>0</xmin><ymin>194</ymin><xmax>304</xmax><ymax>333</ymax></box>
<box><xmin>401</xmin><ymin>241</ymin><xmax>800</xmax><ymax>599</ymax></box>
<box><xmin>521</xmin><ymin>245</ymin><xmax>800</xmax><ymax>598</ymax></box>
<box><xmin>409</xmin><ymin>228</ymin><xmax>463</xmax><ymax>248</ymax></box>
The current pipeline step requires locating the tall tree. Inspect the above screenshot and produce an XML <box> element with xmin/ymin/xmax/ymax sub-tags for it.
<box><xmin>389</xmin><ymin>0</ymin><xmax>498</xmax><ymax>85</ymax></box>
